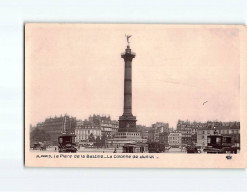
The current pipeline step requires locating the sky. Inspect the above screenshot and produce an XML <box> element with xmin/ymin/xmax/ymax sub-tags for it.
<box><xmin>25</xmin><ymin>24</ymin><xmax>240</xmax><ymax>128</ymax></box>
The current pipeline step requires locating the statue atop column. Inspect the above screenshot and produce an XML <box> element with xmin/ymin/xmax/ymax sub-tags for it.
<box><xmin>125</xmin><ymin>34</ymin><xmax>132</xmax><ymax>46</ymax></box>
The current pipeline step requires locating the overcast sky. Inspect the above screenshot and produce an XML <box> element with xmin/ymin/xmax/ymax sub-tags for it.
<box><xmin>26</xmin><ymin>24</ymin><xmax>240</xmax><ymax>128</ymax></box>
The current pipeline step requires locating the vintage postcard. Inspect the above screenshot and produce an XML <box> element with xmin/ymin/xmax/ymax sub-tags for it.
<box><xmin>25</xmin><ymin>24</ymin><xmax>247</xmax><ymax>168</ymax></box>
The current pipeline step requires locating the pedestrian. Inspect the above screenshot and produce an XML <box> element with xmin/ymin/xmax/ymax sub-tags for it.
<box><xmin>55</xmin><ymin>146</ymin><xmax>57</xmax><ymax>151</ymax></box>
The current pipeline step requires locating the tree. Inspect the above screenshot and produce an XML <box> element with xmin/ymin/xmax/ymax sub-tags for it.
<box><xmin>88</xmin><ymin>133</ymin><xmax>95</xmax><ymax>142</ymax></box>
<box><xmin>100</xmin><ymin>133</ymin><xmax>107</xmax><ymax>148</ymax></box>
<box><xmin>30</xmin><ymin>127</ymin><xmax>51</xmax><ymax>146</ymax></box>
<box><xmin>96</xmin><ymin>136</ymin><xmax>101</xmax><ymax>148</ymax></box>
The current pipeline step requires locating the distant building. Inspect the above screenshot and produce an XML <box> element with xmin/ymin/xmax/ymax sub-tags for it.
<box><xmin>152</xmin><ymin>122</ymin><xmax>169</xmax><ymax>142</ymax></box>
<box><xmin>197</xmin><ymin>127</ymin><xmax>215</xmax><ymax>147</ymax></box>
<box><xmin>168</xmin><ymin>133</ymin><xmax>182</xmax><ymax>147</ymax></box>
<box><xmin>35</xmin><ymin>115</ymin><xmax>77</xmax><ymax>144</ymax></box>
<box><xmin>75</xmin><ymin>114</ymin><xmax>119</xmax><ymax>143</ymax></box>
<box><xmin>177</xmin><ymin>120</ymin><xmax>190</xmax><ymax>131</ymax></box>
<box><xmin>148</xmin><ymin>128</ymin><xmax>155</xmax><ymax>143</ymax></box>
<box><xmin>87</xmin><ymin>114</ymin><xmax>119</xmax><ymax>137</ymax></box>
<box><xmin>76</xmin><ymin>120</ymin><xmax>84</xmax><ymax>126</ymax></box>
<box><xmin>100</xmin><ymin>116</ymin><xmax>114</xmax><ymax>137</ymax></box>
<box><xmin>111</xmin><ymin>120</ymin><xmax>119</xmax><ymax>137</ymax></box>
<box><xmin>75</xmin><ymin>123</ymin><xmax>101</xmax><ymax>143</ymax></box>
<box><xmin>177</xmin><ymin>120</ymin><xmax>192</xmax><ymax>145</ymax></box>
<box><xmin>191</xmin><ymin>133</ymin><xmax>197</xmax><ymax>145</ymax></box>
<box><xmin>137</xmin><ymin>125</ymin><xmax>150</xmax><ymax>140</ymax></box>
<box><xmin>197</xmin><ymin>123</ymin><xmax>240</xmax><ymax>147</ymax></box>
<box><xmin>181</xmin><ymin>127</ymin><xmax>192</xmax><ymax>146</ymax></box>
<box><xmin>159</xmin><ymin>132</ymin><xmax>169</xmax><ymax>146</ymax></box>
<box><xmin>177</xmin><ymin>120</ymin><xmax>207</xmax><ymax>131</ymax></box>
<box><xmin>176</xmin><ymin>120</ymin><xmax>241</xmax><ymax>147</ymax></box>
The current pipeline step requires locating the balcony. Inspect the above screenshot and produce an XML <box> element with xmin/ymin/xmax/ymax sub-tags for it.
<box><xmin>121</xmin><ymin>51</ymin><xmax>136</xmax><ymax>56</ymax></box>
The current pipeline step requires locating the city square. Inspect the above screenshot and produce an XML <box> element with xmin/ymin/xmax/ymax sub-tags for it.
<box><xmin>28</xmin><ymin>26</ymin><xmax>240</xmax><ymax>154</ymax></box>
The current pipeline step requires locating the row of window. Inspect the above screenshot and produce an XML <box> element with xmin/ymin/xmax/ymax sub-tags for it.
<box><xmin>169</xmin><ymin>137</ymin><xmax>181</xmax><ymax>140</ymax></box>
<box><xmin>76</xmin><ymin>136</ymin><xmax>88</xmax><ymax>140</ymax></box>
<box><xmin>77</xmin><ymin>126</ymin><xmax>100</xmax><ymax>129</ymax></box>
<box><xmin>75</xmin><ymin>130</ymin><xmax>101</xmax><ymax>135</ymax></box>
<box><xmin>169</xmin><ymin>141</ymin><xmax>181</xmax><ymax>144</ymax></box>
<box><xmin>182</xmin><ymin>135</ymin><xmax>191</xmax><ymax>137</ymax></box>
<box><xmin>101</xmin><ymin>127</ymin><xmax>112</xmax><ymax>131</ymax></box>
<box><xmin>200</xmin><ymin>130</ymin><xmax>239</xmax><ymax>134</ymax></box>
<box><xmin>118</xmin><ymin>133</ymin><xmax>139</xmax><ymax>136</ymax></box>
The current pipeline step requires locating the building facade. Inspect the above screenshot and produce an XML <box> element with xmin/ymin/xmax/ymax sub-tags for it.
<box><xmin>147</xmin><ymin>128</ymin><xmax>155</xmax><ymax>143</ymax></box>
<box><xmin>197</xmin><ymin>123</ymin><xmax>240</xmax><ymax>147</ymax></box>
<box><xmin>191</xmin><ymin>133</ymin><xmax>197</xmax><ymax>145</ymax></box>
<box><xmin>87</xmin><ymin>115</ymin><xmax>119</xmax><ymax>138</ymax></box>
<box><xmin>168</xmin><ymin>133</ymin><xmax>182</xmax><ymax>147</ymax></box>
<box><xmin>181</xmin><ymin>127</ymin><xmax>192</xmax><ymax>146</ymax></box>
<box><xmin>111</xmin><ymin>120</ymin><xmax>119</xmax><ymax>137</ymax></box>
<box><xmin>75</xmin><ymin>123</ymin><xmax>101</xmax><ymax>143</ymax></box>
<box><xmin>137</xmin><ymin>125</ymin><xmax>150</xmax><ymax>140</ymax></box>
<box><xmin>35</xmin><ymin>115</ymin><xmax>77</xmax><ymax>144</ymax></box>
<box><xmin>159</xmin><ymin>132</ymin><xmax>169</xmax><ymax>146</ymax></box>
<box><xmin>152</xmin><ymin>122</ymin><xmax>169</xmax><ymax>142</ymax></box>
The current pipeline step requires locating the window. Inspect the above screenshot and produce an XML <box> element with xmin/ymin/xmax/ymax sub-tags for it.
<box><xmin>216</xmin><ymin>137</ymin><xmax>221</xmax><ymax>144</ymax></box>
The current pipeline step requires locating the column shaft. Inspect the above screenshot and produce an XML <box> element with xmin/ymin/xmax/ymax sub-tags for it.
<box><xmin>124</xmin><ymin>60</ymin><xmax>132</xmax><ymax>114</ymax></box>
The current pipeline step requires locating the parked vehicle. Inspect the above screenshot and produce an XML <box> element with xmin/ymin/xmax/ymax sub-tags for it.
<box><xmin>31</xmin><ymin>142</ymin><xmax>46</xmax><ymax>151</ymax></box>
<box><xmin>203</xmin><ymin>134</ymin><xmax>237</xmax><ymax>154</ymax></box>
<box><xmin>148</xmin><ymin>142</ymin><xmax>165</xmax><ymax>153</ymax></box>
<box><xmin>123</xmin><ymin>143</ymin><xmax>147</xmax><ymax>153</ymax></box>
<box><xmin>186</xmin><ymin>144</ymin><xmax>200</xmax><ymax>153</ymax></box>
<box><xmin>58</xmin><ymin>134</ymin><xmax>77</xmax><ymax>153</ymax></box>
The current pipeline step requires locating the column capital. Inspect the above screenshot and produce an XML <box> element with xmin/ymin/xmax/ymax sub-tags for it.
<box><xmin>121</xmin><ymin>47</ymin><xmax>136</xmax><ymax>61</ymax></box>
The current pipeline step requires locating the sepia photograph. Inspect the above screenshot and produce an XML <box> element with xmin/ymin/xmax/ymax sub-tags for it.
<box><xmin>2</xmin><ymin>0</ymin><xmax>247</xmax><ymax>193</ymax></box>
<box><xmin>25</xmin><ymin>24</ymin><xmax>247</xmax><ymax>168</ymax></box>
